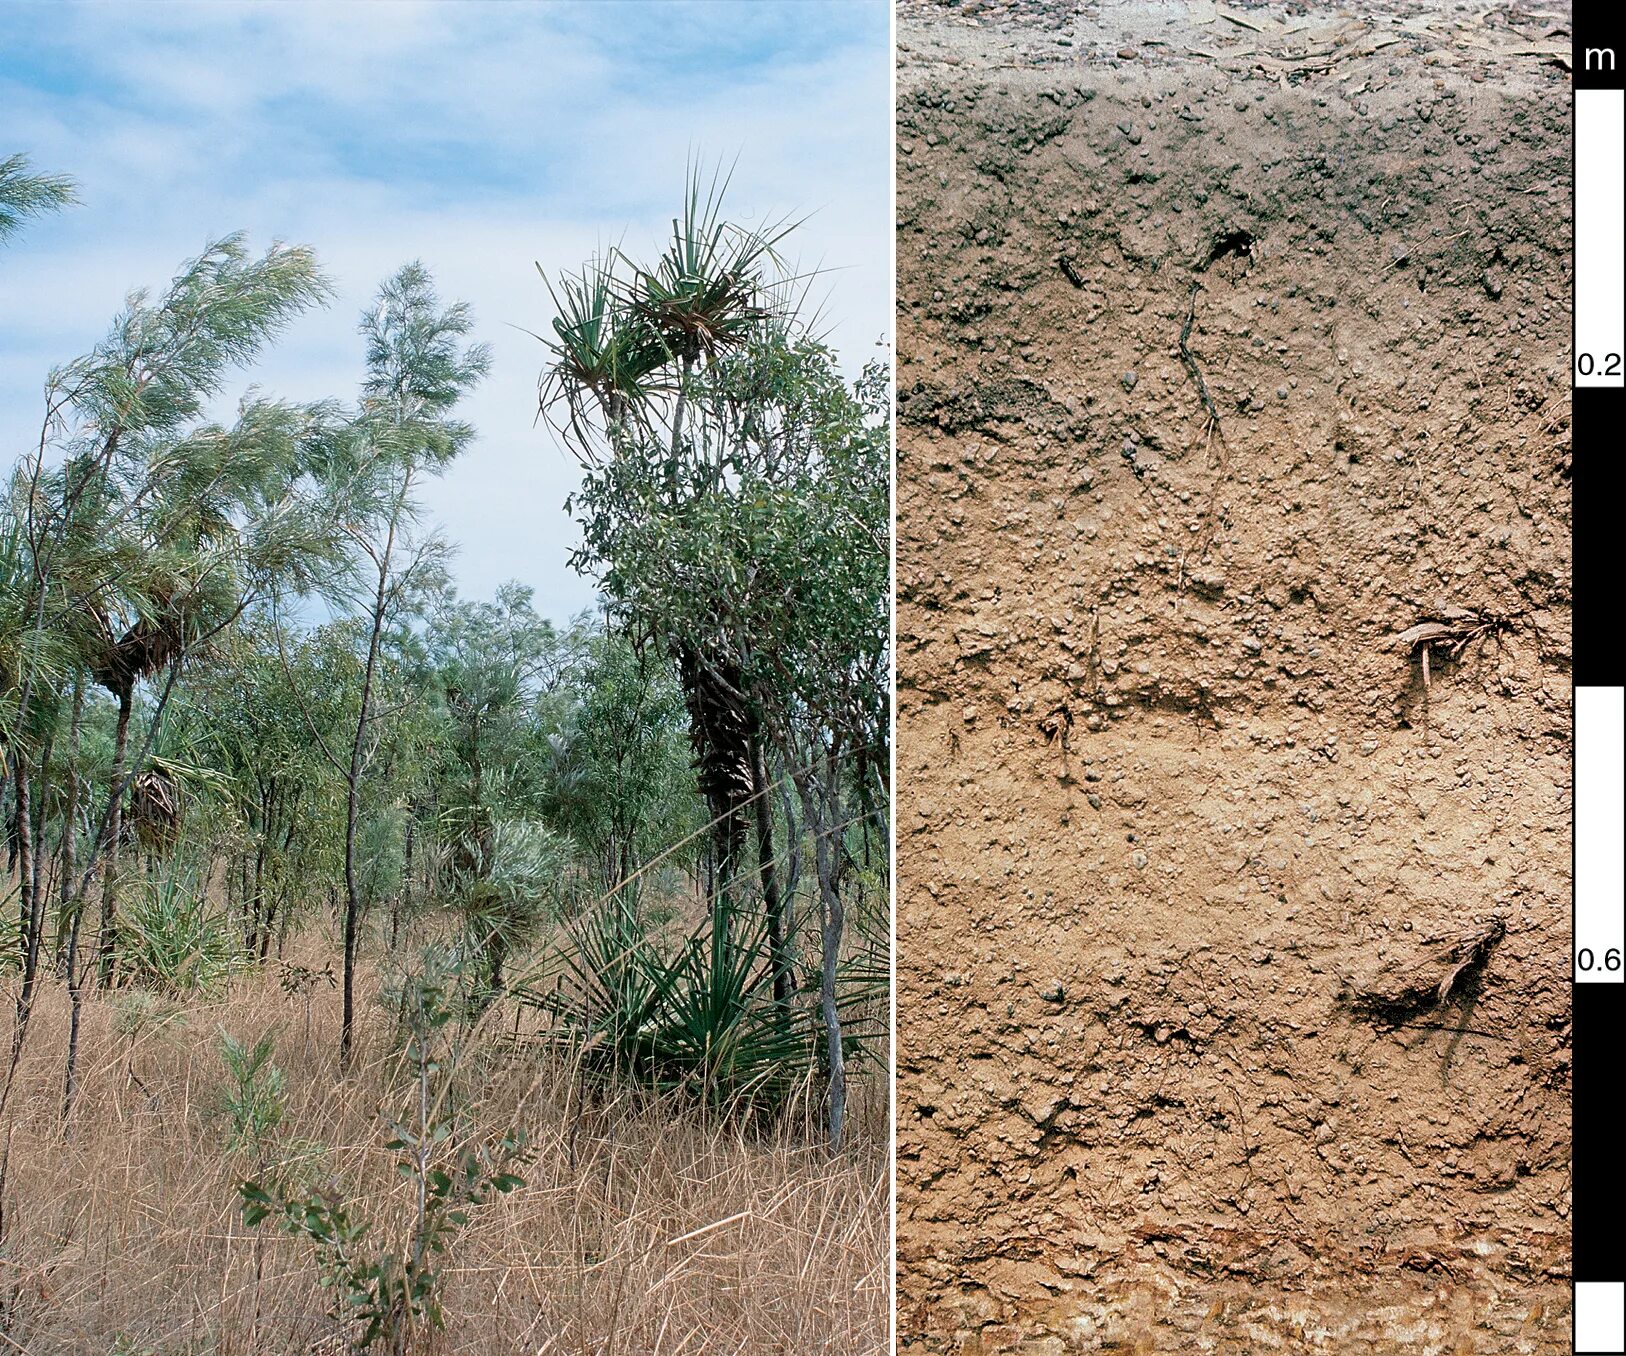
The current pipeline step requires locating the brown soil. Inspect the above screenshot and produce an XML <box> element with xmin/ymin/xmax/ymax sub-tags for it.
<box><xmin>894</xmin><ymin>2</ymin><xmax>1574</xmax><ymax>1351</ymax></box>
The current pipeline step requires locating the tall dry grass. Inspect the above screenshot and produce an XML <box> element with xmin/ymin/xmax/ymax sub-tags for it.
<box><xmin>0</xmin><ymin>943</ymin><xmax>889</xmax><ymax>1355</ymax></box>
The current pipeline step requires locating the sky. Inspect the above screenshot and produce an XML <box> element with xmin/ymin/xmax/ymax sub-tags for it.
<box><xmin>0</xmin><ymin>0</ymin><xmax>891</xmax><ymax>624</ymax></box>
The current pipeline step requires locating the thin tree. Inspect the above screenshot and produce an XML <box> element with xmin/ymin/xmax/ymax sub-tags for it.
<box><xmin>4</xmin><ymin>236</ymin><xmax>332</xmax><ymax>1107</ymax></box>
<box><xmin>316</xmin><ymin>264</ymin><xmax>489</xmax><ymax>1068</ymax></box>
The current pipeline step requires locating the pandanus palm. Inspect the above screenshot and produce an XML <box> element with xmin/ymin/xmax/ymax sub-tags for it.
<box><xmin>539</xmin><ymin>164</ymin><xmax>798</xmax><ymax>923</ymax></box>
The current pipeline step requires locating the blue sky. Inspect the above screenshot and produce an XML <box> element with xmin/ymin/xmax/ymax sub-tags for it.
<box><xmin>0</xmin><ymin>0</ymin><xmax>891</xmax><ymax>623</ymax></box>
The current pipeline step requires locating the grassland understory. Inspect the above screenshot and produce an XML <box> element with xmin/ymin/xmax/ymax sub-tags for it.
<box><xmin>0</xmin><ymin>940</ymin><xmax>889</xmax><ymax>1355</ymax></box>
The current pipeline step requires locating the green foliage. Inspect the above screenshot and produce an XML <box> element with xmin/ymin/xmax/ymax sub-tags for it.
<box><xmin>425</xmin><ymin>582</ymin><xmax>562</xmax><ymax>835</ymax></box>
<box><xmin>216</xmin><ymin>1028</ymin><xmax>287</xmax><ymax>1156</ymax></box>
<box><xmin>121</xmin><ymin>862</ymin><xmax>245</xmax><ymax>994</ymax></box>
<box><xmin>626</xmin><ymin>159</ymin><xmax>797</xmax><ymax>364</ymax></box>
<box><xmin>458</xmin><ymin>817</ymin><xmax>574</xmax><ymax>964</ymax></box>
<box><xmin>357</xmin><ymin>803</ymin><xmax>409</xmax><ymax>908</ymax></box>
<box><xmin>540</xmin><ymin>165</ymin><xmax>887</xmax><ymax>736</ymax></box>
<box><xmin>5</xmin><ymin>234</ymin><xmax>339</xmax><ymax>805</ymax></box>
<box><xmin>359</xmin><ymin>261</ymin><xmax>492</xmax><ymax>461</ymax></box>
<box><xmin>167</xmin><ymin>617</ymin><xmax>359</xmax><ymax>941</ymax></box>
<box><xmin>6</xmin><ymin>156</ymin><xmax>883</xmax><ymax>1163</ymax></box>
<box><xmin>536</xmin><ymin>164</ymin><xmax>889</xmax><ymax>1147</ymax></box>
<box><xmin>522</xmin><ymin>894</ymin><xmax>875</xmax><ymax>1112</ymax></box>
<box><xmin>545</xmin><ymin>627</ymin><xmax>700</xmax><ymax>895</ymax></box>
<box><xmin>0</xmin><ymin>152</ymin><xmax>76</xmax><ymax>243</ymax></box>
<box><xmin>538</xmin><ymin>252</ymin><xmax>668</xmax><ymax>439</ymax></box>
<box><xmin>240</xmin><ymin>974</ymin><xmax>526</xmax><ymax>1352</ymax></box>
<box><xmin>312</xmin><ymin>261</ymin><xmax>492</xmax><ymax>538</ymax></box>
<box><xmin>48</xmin><ymin>233</ymin><xmax>331</xmax><ymax>445</ymax></box>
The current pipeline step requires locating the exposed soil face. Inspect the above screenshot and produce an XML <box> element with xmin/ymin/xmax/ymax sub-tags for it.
<box><xmin>895</xmin><ymin>2</ymin><xmax>1573</xmax><ymax>1350</ymax></box>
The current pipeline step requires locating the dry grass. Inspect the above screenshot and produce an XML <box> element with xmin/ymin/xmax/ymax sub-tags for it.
<box><xmin>0</xmin><ymin>940</ymin><xmax>889</xmax><ymax>1355</ymax></box>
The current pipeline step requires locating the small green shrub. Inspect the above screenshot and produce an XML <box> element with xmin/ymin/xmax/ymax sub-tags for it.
<box><xmin>520</xmin><ymin>893</ymin><xmax>877</xmax><ymax>1113</ymax></box>
<box><xmin>216</xmin><ymin>1028</ymin><xmax>287</xmax><ymax>1157</ymax></box>
<box><xmin>122</xmin><ymin>864</ymin><xmax>244</xmax><ymax>994</ymax></box>
<box><xmin>240</xmin><ymin>972</ymin><xmax>527</xmax><ymax>1353</ymax></box>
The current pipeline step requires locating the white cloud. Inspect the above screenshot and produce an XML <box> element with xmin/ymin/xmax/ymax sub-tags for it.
<box><xmin>0</xmin><ymin>0</ymin><xmax>890</xmax><ymax>623</ymax></box>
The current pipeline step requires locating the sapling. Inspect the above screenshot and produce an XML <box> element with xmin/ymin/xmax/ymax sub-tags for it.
<box><xmin>239</xmin><ymin>973</ymin><xmax>526</xmax><ymax>1354</ymax></box>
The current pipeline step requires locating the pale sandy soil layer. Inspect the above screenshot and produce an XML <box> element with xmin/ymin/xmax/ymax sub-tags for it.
<box><xmin>895</xmin><ymin>2</ymin><xmax>1573</xmax><ymax>1350</ymax></box>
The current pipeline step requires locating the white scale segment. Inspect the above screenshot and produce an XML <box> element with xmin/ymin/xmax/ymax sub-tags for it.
<box><xmin>1577</xmin><ymin>90</ymin><xmax>1624</xmax><ymax>388</ymax></box>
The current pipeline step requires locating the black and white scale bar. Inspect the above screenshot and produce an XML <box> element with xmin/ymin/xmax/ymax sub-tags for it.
<box><xmin>1574</xmin><ymin>11</ymin><xmax>1626</xmax><ymax>1350</ymax></box>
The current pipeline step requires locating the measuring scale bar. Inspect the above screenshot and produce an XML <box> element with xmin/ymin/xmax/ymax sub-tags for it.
<box><xmin>1577</xmin><ymin>89</ymin><xmax>1625</xmax><ymax>387</ymax></box>
<box><xmin>1575</xmin><ymin>686</ymin><xmax>1624</xmax><ymax>985</ymax></box>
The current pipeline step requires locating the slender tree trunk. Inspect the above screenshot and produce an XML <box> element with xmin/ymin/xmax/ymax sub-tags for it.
<box><xmin>780</xmin><ymin>778</ymin><xmax>802</xmax><ymax>903</ymax></box>
<box><xmin>13</xmin><ymin>759</ymin><xmax>34</xmax><ymax>960</ymax></box>
<box><xmin>61</xmin><ymin>900</ymin><xmax>85</xmax><ymax>1136</ymax></box>
<box><xmin>750</xmin><ymin>737</ymin><xmax>791</xmax><ymax>1013</ymax></box>
<box><xmin>3</xmin><ymin>784</ymin><xmax>14</xmax><ymax>877</ymax></box>
<box><xmin>259</xmin><ymin>810</ymin><xmax>280</xmax><ymax>961</ymax></box>
<box><xmin>13</xmin><ymin>758</ymin><xmax>34</xmax><ymax>965</ymax></box>
<box><xmin>20</xmin><ymin>741</ymin><xmax>50</xmax><ymax>1015</ymax></box>
<box><xmin>341</xmin><ymin>496</ymin><xmax>401</xmax><ymax>1069</ymax></box>
<box><xmin>68</xmin><ymin>660</ymin><xmax>179</xmax><ymax>929</ymax></box>
<box><xmin>798</xmin><ymin>750</ymin><xmax>847</xmax><ymax>1150</ymax></box>
<box><xmin>395</xmin><ymin>812</ymin><xmax>414</xmax><ymax>950</ymax></box>
<box><xmin>3</xmin><ymin>755</ymin><xmax>40</xmax><ymax>1111</ymax></box>
<box><xmin>665</xmin><ymin>354</ymin><xmax>692</xmax><ymax>506</ymax></box>
<box><xmin>341</xmin><ymin>760</ymin><xmax>364</xmax><ymax>1069</ymax></box>
<box><xmin>96</xmin><ymin>684</ymin><xmax>135</xmax><ymax>987</ymax></box>
<box><xmin>54</xmin><ymin>679</ymin><xmax>84</xmax><ymax>976</ymax></box>
<box><xmin>26</xmin><ymin>723</ymin><xmax>54</xmax><ymax>942</ymax></box>
<box><xmin>250</xmin><ymin>814</ymin><xmax>267</xmax><ymax>955</ymax></box>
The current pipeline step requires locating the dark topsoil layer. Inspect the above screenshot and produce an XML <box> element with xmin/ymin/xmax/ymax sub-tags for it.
<box><xmin>895</xmin><ymin>2</ymin><xmax>1573</xmax><ymax>1351</ymax></box>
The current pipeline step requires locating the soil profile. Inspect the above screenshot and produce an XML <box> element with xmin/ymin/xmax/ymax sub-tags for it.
<box><xmin>895</xmin><ymin>1</ymin><xmax>1574</xmax><ymax>1350</ymax></box>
